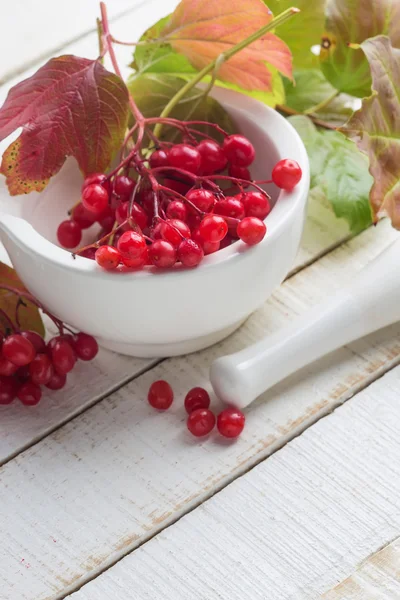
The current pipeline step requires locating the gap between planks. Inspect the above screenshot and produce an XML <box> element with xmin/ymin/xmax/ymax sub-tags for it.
<box><xmin>1</xmin><ymin>220</ymin><xmax>400</xmax><ymax>600</ymax></box>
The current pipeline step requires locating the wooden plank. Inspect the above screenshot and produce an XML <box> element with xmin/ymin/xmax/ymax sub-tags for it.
<box><xmin>0</xmin><ymin>0</ymin><xmax>153</xmax><ymax>84</ymax></box>
<box><xmin>1</xmin><ymin>220</ymin><xmax>400</xmax><ymax>600</ymax></box>
<box><xmin>0</xmin><ymin>0</ymin><xmax>353</xmax><ymax>464</ymax></box>
<box><xmin>0</xmin><ymin>343</ymin><xmax>158</xmax><ymax>464</ymax></box>
<box><xmin>324</xmin><ymin>538</ymin><xmax>400</xmax><ymax>600</ymax></box>
<box><xmin>69</xmin><ymin>367</ymin><xmax>400</xmax><ymax>600</ymax></box>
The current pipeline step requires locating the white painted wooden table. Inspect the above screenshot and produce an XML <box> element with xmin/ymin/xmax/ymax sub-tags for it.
<box><xmin>1</xmin><ymin>2</ymin><xmax>400</xmax><ymax>599</ymax></box>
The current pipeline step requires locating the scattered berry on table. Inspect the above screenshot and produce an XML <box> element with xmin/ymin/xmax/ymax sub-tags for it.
<box><xmin>217</xmin><ymin>408</ymin><xmax>245</xmax><ymax>438</ymax></box>
<box><xmin>187</xmin><ymin>408</ymin><xmax>216</xmax><ymax>437</ymax></box>
<box><xmin>184</xmin><ymin>387</ymin><xmax>211</xmax><ymax>413</ymax></box>
<box><xmin>148</xmin><ymin>380</ymin><xmax>174</xmax><ymax>410</ymax></box>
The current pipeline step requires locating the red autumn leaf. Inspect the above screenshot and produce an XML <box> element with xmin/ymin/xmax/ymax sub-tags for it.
<box><xmin>159</xmin><ymin>0</ymin><xmax>293</xmax><ymax>91</ymax></box>
<box><xmin>0</xmin><ymin>55</ymin><xmax>129</xmax><ymax>196</ymax></box>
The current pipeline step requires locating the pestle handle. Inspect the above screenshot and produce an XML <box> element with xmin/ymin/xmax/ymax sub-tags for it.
<box><xmin>211</xmin><ymin>237</ymin><xmax>400</xmax><ymax>408</ymax></box>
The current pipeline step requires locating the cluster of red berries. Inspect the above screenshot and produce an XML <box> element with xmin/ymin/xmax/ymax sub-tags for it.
<box><xmin>56</xmin><ymin>133</ymin><xmax>302</xmax><ymax>271</ymax></box>
<box><xmin>148</xmin><ymin>380</ymin><xmax>245</xmax><ymax>439</ymax></box>
<box><xmin>0</xmin><ymin>330</ymin><xmax>98</xmax><ymax>406</ymax></box>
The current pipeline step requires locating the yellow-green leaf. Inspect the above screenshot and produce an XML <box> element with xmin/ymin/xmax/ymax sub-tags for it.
<box><xmin>0</xmin><ymin>262</ymin><xmax>45</xmax><ymax>336</ymax></box>
<box><xmin>263</xmin><ymin>0</ymin><xmax>325</xmax><ymax>69</ymax></box>
<box><xmin>127</xmin><ymin>74</ymin><xmax>235</xmax><ymax>141</ymax></box>
<box><xmin>291</xmin><ymin>115</ymin><xmax>373</xmax><ymax>233</ymax></box>
<box><xmin>320</xmin><ymin>0</ymin><xmax>400</xmax><ymax>97</ymax></box>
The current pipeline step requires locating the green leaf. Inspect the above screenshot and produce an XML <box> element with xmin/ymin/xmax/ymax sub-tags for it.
<box><xmin>284</xmin><ymin>69</ymin><xmax>354</xmax><ymax>126</ymax></box>
<box><xmin>127</xmin><ymin>74</ymin><xmax>235</xmax><ymax>141</ymax></box>
<box><xmin>263</xmin><ymin>0</ymin><xmax>325</xmax><ymax>69</ymax></box>
<box><xmin>320</xmin><ymin>0</ymin><xmax>400</xmax><ymax>97</ymax></box>
<box><xmin>132</xmin><ymin>16</ymin><xmax>196</xmax><ymax>77</ymax></box>
<box><xmin>289</xmin><ymin>115</ymin><xmax>373</xmax><ymax>233</ymax></box>
<box><xmin>340</xmin><ymin>36</ymin><xmax>400</xmax><ymax>229</ymax></box>
<box><xmin>0</xmin><ymin>262</ymin><xmax>45</xmax><ymax>336</ymax></box>
<box><xmin>132</xmin><ymin>15</ymin><xmax>285</xmax><ymax>107</ymax></box>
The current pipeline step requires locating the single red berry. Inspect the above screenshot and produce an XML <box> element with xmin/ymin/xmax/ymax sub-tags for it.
<box><xmin>0</xmin><ymin>355</ymin><xmax>18</xmax><ymax>376</ymax></box>
<box><xmin>217</xmin><ymin>408</ymin><xmax>245</xmax><ymax>438</ymax></box>
<box><xmin>0</xmin><ymin>375</ymin><xmax>18</xmax><ymax>405</ymax></box>
<box><xmin>214</xmin><ymin>197</ymin><xmax>245</xmax><ymax>220</ymax></box>
<box><xmin>95</xmin><ymin>245</ymin><xmax>121</xmax><ymax>271</ymax></box>
<box><xmin>117</xmin><ymin>231</ymin><xmax>146</xmax><ymax>260</ymax></box>
<box><xmin>187</xmin><ymin>408</ymin><xmax>216</xmax><ymax>437</ymax></box>
<box><xmin>199</xmin><ymin>215</ymin><xmax>228</xmax><ymax>243</ymax></box>
<box><xmin>82</xmin><ymin>173</ymin><xmax>110</xmax><ymax>194</ymax></box>
<box><xmin>228</xmin><ymin>164</ymin><xmax>251</xmax><ymax>182</ymax></box>
<box><xmin>149</xmin><ymin>149</ymin><xmax>169</xmax><ymax>169</ymax></box>
<box><xmin>272</xmin><ymin>159</ymin><xmax>302</xmax><ymax>191</ymax></box>
<box><xmin>169</xmin><ymin>144</ymin><xmax>202</xmax><ymax>174</ymax></box>
<box><xmin>163</xmin><ymin>179</ymin><xmax>191</xmax><ymax>196</ymax></box>
<box><xmin>97</xmin><ymin>205</ymin><xmax>115</xmax><ymax>231</ymax></box>
<box><xmin>148</xmin><ymin>380</ymin><xmax>174</xmax><ymax>410</ymax></box>
<box><xmin>29</xmin><ymin>354</ymin><xmax>54</xmax><ymax>385</ymax></box>
<box><xmin>238</xmin><ymin>191</ymin><xmax>271</xmax><ymax>220</ymax></box>
<box><xmin>186</xmin><ymin>189</ymin><xmax>216</xmax><ymax>212</ymax></box>
<box><xmin>3</xmin><ymin>334</ymin><xmax>36</xmax><ymax>366</ymax></box>
<box><xmin>178</xmin><ymin>239</ymin><xmax>204</xmax><ymax>267</ymax></box>
<box><xmin>57</xmin><ymin>220</ymin><xmax>82</xmax><ymax>249</ymax></box>
<box><xmin>197</xmin><ymin>140</ymin><xmax>227</xmax><ymax>174</ymax></box>
<box><xmin>72</xmin><ymin>332</ymin><xmax>99</xmax><ymax>361</ymax></box>
<box><xmin>166</xmin><ymin>200</ymin><xmax>188</xmax><ymax>222</ymax></box>
<box><xmin>192</xmin><ymin>229</ymin><xmax>220</xmax><ymax>255</ymax></box>
<box><xmin>161</xmin><ymin>219</ymin><xmax>191</xmax><ymax>247</ymax></box>
<box><xmin>80</xmin><ymin>247</ymin><xmax>97</xmax><ymax>260</ymax></box>
<box><xmin>117</xmin><ymin>201</ymin><xmax>148</xmax><ymax>230</ymax></box>
<box><xmin>82</xmin><ymin>183</ymin><xmax>110</xmax><ymax>215</ymax></box>
<box><xmin>51</xmin><ymin>340</ymin><xmax>76</xmax><ymax>375</ymax></box>
<box><xmin>113</xmin><ymin>175</ymin><xmax>136</xmax><ymax>201</ymax></box>
<box><xmin>237</xmin><ymin>216</ymin><xmax>266</xmax><ymax>245</ymax></box>
<box><xmin>47</xmin><ymin>334</ymin><xmax>74</xmax><ymax>353</ymax></box>
<box><xmin>121</xmin><ymin>248</ymin><xmax>149</xmax><ymax>269</ymax></box>
<box><xmin>72</xmin><ymin>203</ymin><xmax>97</xmax><ymax>229</ymax></box>
<box><xmin>45</xmin><ymin>371</ymin><xmax>67</xmax><ymax>391</ymax></box>
<box><xmin>21</xmin><ymin>331</ymin><xmax>46</xmax><ymax>353</ymax></box>
<box><xmin>184</xmin><ymin>387</ymin><xmax>211</xmax><ymax>413</ymax></box>
<box><xmin>149</xmin><ymin>239</ymin><xmax>177</xmax><ymax>268</ymax></box>
<box><xmin>223</xmin><ymin>134</ymin><xmax>255</xmax><ymax>167</ymax></box>
<box><xmin>18</xmin><ymin>381</ymin><xmax>42</xmax><ymax>406</ymax></box>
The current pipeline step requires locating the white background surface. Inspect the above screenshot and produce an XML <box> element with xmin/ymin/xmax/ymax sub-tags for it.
<box><xmin>1</xmin><ymin>2</ymin><xmax>400</xmax><ymax>599</ymax></box>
